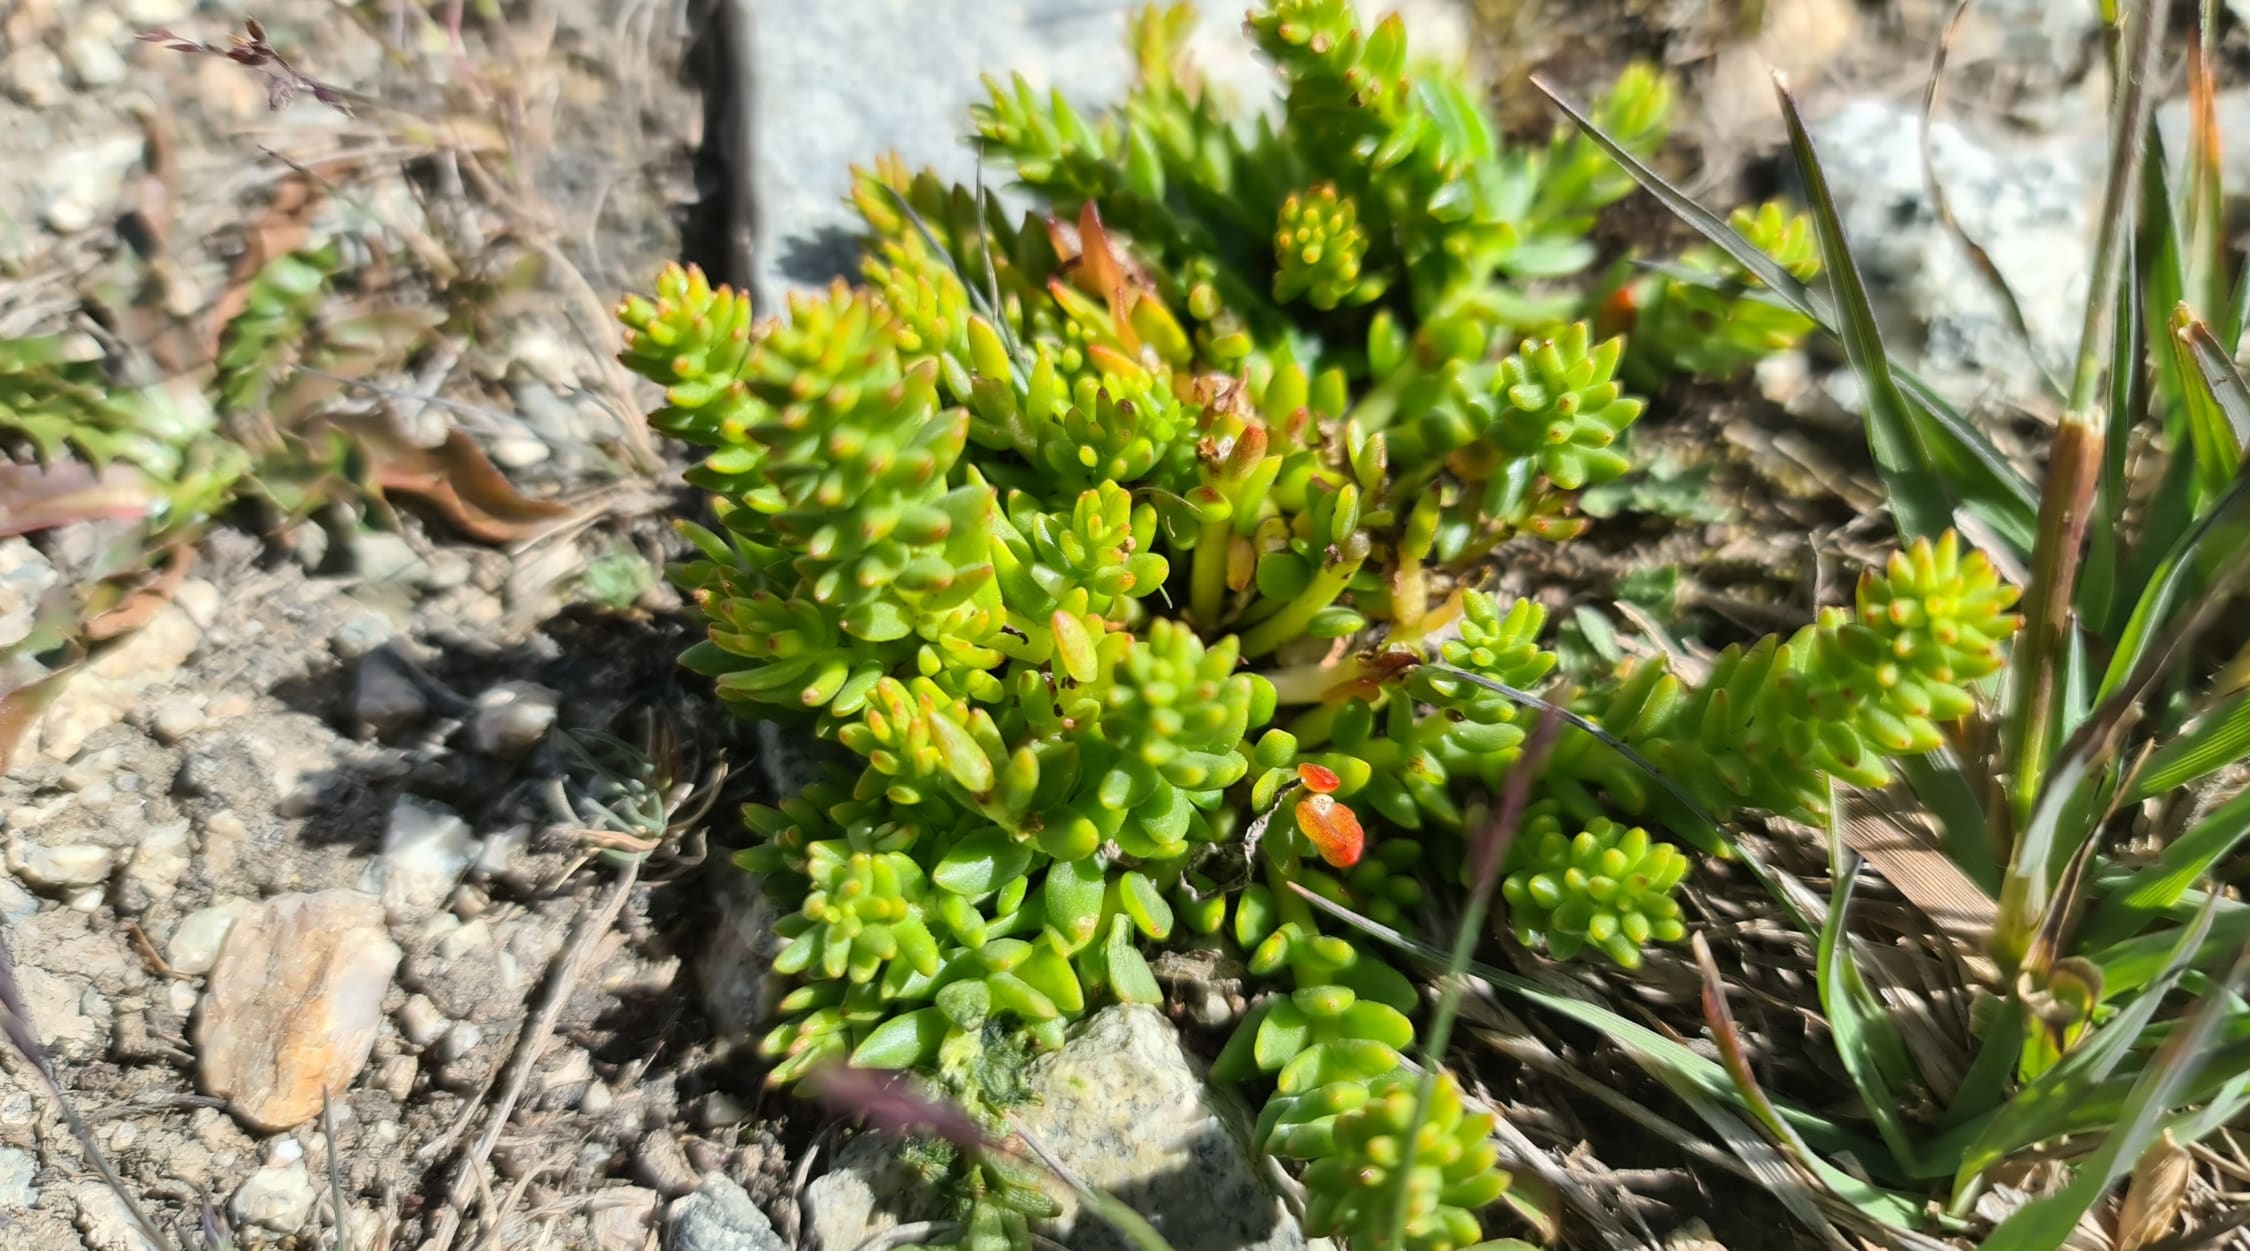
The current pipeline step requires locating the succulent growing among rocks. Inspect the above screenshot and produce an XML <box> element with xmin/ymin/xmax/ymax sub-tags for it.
<box><xmin>618</xmin><ymin>2</ymin><xmax>2021</xmax><ymax>1245</ymax></box>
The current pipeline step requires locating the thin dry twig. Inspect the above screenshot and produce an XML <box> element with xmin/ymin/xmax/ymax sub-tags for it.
<box><xmin>416</xmin><ymin>859</ymin><xmax>641</xmax><ymax>1251</ymax></box>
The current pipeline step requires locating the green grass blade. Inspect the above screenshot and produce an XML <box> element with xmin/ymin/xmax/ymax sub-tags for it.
<box><xmin>1979</xmin><ymin>940</ymin><xmax>2248</xmax><ymax>1251</ymax></box>
<box><xmin>1818</xmin><ymin>787</ymin><xmax>1924</xmax><ymax>1172</ymax></box>
<box><xmin>2125</xmin><ymin>688</ymin><xmax>2250</xmax><ymax>802</ymax></box>
<box><xmin>1775</xmin><ymin>77</ymin><xmax>1952</xmax><ymax>542</ymax></box>
<box><xmin>2146</xmin><ymin>153</ymin><xmax>2242</xmax><ymax>506</ymax></box>
<box><xmin>1533</xmin><ymin>78</ymin><xmax>2040</xmax><ymax>555</ymax></box>
<box><xmin>2095</xmin><ymin>899</ymin><xmax>2250</xmax><ymax>999</ymax></box>
<box><xmin>2178</xmin><ymin>312</ymin><xmax>2250</xmax><ymax>448</ymax></box>
<box><xmin>2097</xmin><ymin>313</ymin><xmax>2250</xmax><ymax>702</ymax></box>
<box><xmin>2096</xmin><ymin>789</ymin><xmax>2250</xmax><ymax>943</ymax></box>
<box><xmin>1950</xmin><ymin>892</ymin><xmax>2218</xmax><ymax>1206</ymax></box>
<box><xmin>2081</xmin><ymin>231</ymin><xmax>2142</xmax><ymax>629</ymax></box>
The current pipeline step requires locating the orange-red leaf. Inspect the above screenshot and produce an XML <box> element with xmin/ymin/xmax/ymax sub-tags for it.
<box><xmin>1295</xmin><ymin>794</ymin><xmax>1364</xmax><ymax>868</ymax></box>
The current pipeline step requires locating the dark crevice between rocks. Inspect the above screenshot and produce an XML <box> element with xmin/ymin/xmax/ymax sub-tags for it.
<box><xmin>681</xmin><ymin>0</ymin><xmax>765</xmax><ymax>313</ymax></box>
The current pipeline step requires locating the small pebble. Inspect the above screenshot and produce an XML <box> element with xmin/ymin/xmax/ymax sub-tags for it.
<box><xmin>396</xmin><ymin>995</ymin><xmax>448</xmax><ymax>1049</ymax></box>
<box><xmin>8</xmin><ymin>840</ymin><xmax>116</xmax><ymax>890</ymax></box>
<box><xmin>229</xmin><ymin>1142</ymin><xmax>316</xmax><ymax>1233</ymax></box>
<box><xmin>0</xmin><ymin>1145</ymin><xmax>37</xmax><ymax>1209</ymax></box>
<box><xmin>149</xmin><ymin>697</ymin><xmax>206</xmax><ymax>745</ymax></box>
<box><xmin>378</xmin><ymin>1056</ymin><xmax>417</xmax><ymax>1101</ymax></box>
<box><xmin>329</xmin><ymin>610</ymin><xmax>395</xmax><ymax>660</ymax></box>
<box><xmin>122</xmin><ymin>820</ymin><xmax>193</xmax><ymax>912</ymax></box>
<box><xmin>491</xmin><ymin>434</ymin><xmax>551</xmax><ymax>469</ymax></box>
<box><xmin>64</xmin><ymin>33</ymin><xmax>128</xmax><ymax>90</ymax></box>
<box><xmin>696</xmin><ymin>1091</ymin><xmax>750</xmax><ymax>1130</ymax></box>
<box><xmin>370</xmin><ymin>797</ymin><xmax>474</xmax><ymax>922</ymax></box>
<box><xmin>468</xmin><ymin>682</ymin><xmax>560</xmax><ymax>758</ymax></box>
<box><xmin>474</xmin><ymin>826</ymin><xmax>528</xmax><ymax>880</ymax></box>
<box><xmin>167</xmin><ymin>903</ymin><xmax>249</xmax><ymax>977</ymax></box>
<box><xmin>438</xmin><ymin>1022</ymin><xmax>484</xmax><ymax>1068</ymax></box>
<box><xmin>353</xmin><ymin>653</ymin><xmax>428</xmax><ymax>740</ymax></box>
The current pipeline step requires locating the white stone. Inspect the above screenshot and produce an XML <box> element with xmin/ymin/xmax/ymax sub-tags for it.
<box><xmin>6</xmin><ymin>839</ymin><xmax>116</xmax><ymax>890</ymax></box>
<box><xmin>228</xmin><ymin>1150</ymin><xmax>317</xmax><ymax>1233</ymax></box>
<box><xmin>468</xmin><ymin>682</ymin><xmax>559</xmax><ymax>758</ymax></box>
<box><xmin>368</xmin><ymin>797</ymin><xmax>475</xmax><ymax>922</ymax></box>
<box><xmin>167</xmin><ymin>901</ymin><xmax>253</xmax><ymax>977</ymax></box>
<box><xmin>804</xmin><ymin>1006</ymin><xmax>1310</xmax><ymax>1251</ymax></box>
<box><xmin>0</xmin><ymin>1145</ymin><xmax>37</xmax><ymax>1209</ymax></box>
<box><xmin>396</xmin><ymin>994</ymin><xmax>448</xmax><ymax>1048</ymax></box>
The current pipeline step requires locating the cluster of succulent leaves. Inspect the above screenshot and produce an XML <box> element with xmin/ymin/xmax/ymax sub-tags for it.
<box><xmin>617</xmin><ymin>3</ymin><xmax>2026</xmax><ymax>1248</ymax></box>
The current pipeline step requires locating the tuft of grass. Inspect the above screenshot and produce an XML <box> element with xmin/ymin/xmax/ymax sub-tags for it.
<box><xmin>1516</xmin><ymin>0</ymin><xmax>2250</xmax><ymax>1245</ymax></box>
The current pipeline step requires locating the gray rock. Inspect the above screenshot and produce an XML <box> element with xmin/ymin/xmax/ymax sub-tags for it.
<box><xmin>1809</xmin><ymin>96</ymin><xmax>2091</xmax><ymax>414</ymax></box>
<box><xmin>468</xmin><ymin>681</ymin><xmax>559</xmax><ymax>758</ymax></box>
<box><xmin>665</xmin><ymin>1176</ymin><xmax>784</xmax><ymax>1251</ymax></box>
<box><xmin>229</xmin><ymin>1140</ymin><xmax>318</xmax><ymax>1234</ymax></box>
<box><xmin>746</xmin><ymin>1</ymin><xmax>1462</xmax><ymax>304</ymax></box>
<box><xmin>351</xmin><ymin>531</ymin><xmax>432</xmax><ymax>587</ymax></box>
<box><xmin>0</xmin><ymin>1146</ymin><xmax>37</xmax><ymax>1210</ymax></box>
<box><xmin>147</xmin><ymin>695</ymin><xmax>208</xmax><ymax>745</ymax></box>
<box><xmin>353</xmin><ymin>652</ymin><xmax>429</xmax><ymax>740</ymax></box>
<box><xmin>369</xmin><ymin>797</ymin><xmax>475</xmax><ymax>922</ymax></box>
<box><xmin>65</xmin><ymin>30</ymin><xmax>130</xmax><ymax>90</ymax></box>
<box><xmin>804</xmin><ymin>1007</ymin><xmax>1307</xmax><ymax>1251</ymax></box>
<box><xmin>0</xmin><ymin>43</ymin><xmax>68</xmax><ymax>109</ymax></box>
<box><xmin>330</xmin><ymin>609</ymin><xmax>395</xmax><ymax>660</ymax></box>
<box><xmin>121</xmin><ymin>0</ymin><xmax>199</xmax><ymax>24</ymax></box>
<box><xmin>5</xmin><ymin>839</ymin><xmax>115</xmax><ymax>891</ymax></box>
<box><xmin>1014</xmin><ymin>1005</ymin><xmax>1307</xmax><ymax>1251</ymax></box>
<box><xmin>38</xmin><ymin>132</ymin><xmax>144</xmax><ymax>236</ymax></box>
<box><xmin>196</xmin><ymin>890</ymin><xmax>401</xmax><ymax>1131</ymax></box>
<box><xmin>697</xmin><ymin>877</ymin><xmax>779</xmax><ymax>1054</ymax></box>
<box><xmin>0</xmin><ymin>878</ymin><xmax>37</xmax><ymax>926</ymax></box>
<box><xmin>15</xmin><ymin>963</ymin><xmax>104</xmax><ymax>1062</ymax></box>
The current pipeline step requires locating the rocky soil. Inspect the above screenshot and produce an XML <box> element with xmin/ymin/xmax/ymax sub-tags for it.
<box><xmin>0</xmin><ymin>0</ymin><xmax>2203</xmax><ymax>1249</ymax></box>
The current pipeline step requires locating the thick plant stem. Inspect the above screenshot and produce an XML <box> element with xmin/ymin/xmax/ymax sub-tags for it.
<box><xmin>1192</xmin><ymin>518</ymin><xmax>1231</xmax><ymax>632</ymax></box>
<box><xmin>1242</xmin><ymin>551</ymin><xmax>1367</xmax><ymax>658</ymax></box>
<box><xmin>2006</xmin><ymin>0</ymin><xmax>2166</xmax><ymax>823</ymax></box>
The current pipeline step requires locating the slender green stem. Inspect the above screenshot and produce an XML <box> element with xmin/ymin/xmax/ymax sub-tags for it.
<box><xmin>1382</xmin><ymin>708</ymin><xmax>1562</xmax><ymax>1248</ymax></box>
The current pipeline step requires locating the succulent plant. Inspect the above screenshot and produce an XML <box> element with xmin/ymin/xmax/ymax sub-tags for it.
<box><xmin>1628</xmin><ymin>199</ymin><xmax>1825</xmax><ymax>382</ymax></box>
<box><xmin>619</xmin><ymin>2</ymin><xmax>2024</xmax><ymax>1246</ymax></box>
<box><xmin>1295</xmin><ymin>1069</ymin><xmax>1509</xmax><ymax>1251</ymax></box>
<box><xmin>1500</xmin><ymin>811</ymin><xmax>1690</xmax><ymax>968</ymax></box>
